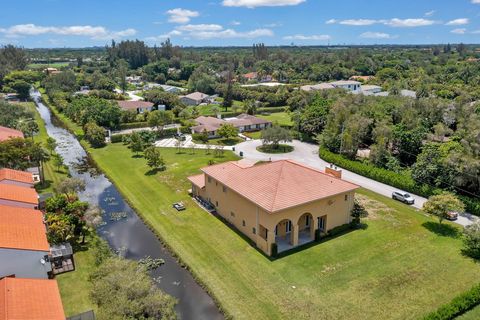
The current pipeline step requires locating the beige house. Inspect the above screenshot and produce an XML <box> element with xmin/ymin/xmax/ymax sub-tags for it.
<box><xmin>191</xmin><ymin>114</ymin><xmax>271</xmax><ymax>138</ymax></box>
<box><xmin>188</xmin><ymin>160</ymin><xmax>359</xmax><ymax>256</ymax></box>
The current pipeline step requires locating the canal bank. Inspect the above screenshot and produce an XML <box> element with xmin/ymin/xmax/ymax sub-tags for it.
<box><xmin>32</xmin><ymin>90</ymin><xmax>224</xmax><ymax>320</ymax></box>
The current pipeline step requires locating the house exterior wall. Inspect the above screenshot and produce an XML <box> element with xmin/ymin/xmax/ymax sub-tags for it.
<box><xmin>201</xmin><ymin>173</ymin><xmax>356</xmax><ymax>255</ymax></box>
<box><xmin>181</xmin><ymin>97</ymin><xmax>199</xmax><ymax>106</ymax></box>
<box><xmin>0</xmin><ymin>248</ymin><xmax>52</xmax><ymax>279</ymax></box>
<box><xmin>0</xmin><ymin>180</ymin><xmax>33</xmax><ymax>188</ymax></box>
<box><xmin>0</xmin><ymin>199</ymin><xmax>37</xmax><ymax>209</ymax></box>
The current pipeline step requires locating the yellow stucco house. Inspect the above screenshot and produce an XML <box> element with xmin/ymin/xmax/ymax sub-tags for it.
<box><xmin>188</xmin><ymin>159</ymin><xmax>359</xmax><ymax>256</ymax></box>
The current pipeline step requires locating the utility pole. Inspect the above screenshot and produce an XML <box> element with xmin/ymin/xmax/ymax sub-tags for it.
<box><xmin>339</xmin><ymin>123</ymin><xmax>345</xmax><ymax>155</ymax></box>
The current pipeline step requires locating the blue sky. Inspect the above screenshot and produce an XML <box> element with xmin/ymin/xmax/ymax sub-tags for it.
<box><xmin>1</xmin><ymin>0</ymin><xmax>480</xmax><ymax>48</ymax></box>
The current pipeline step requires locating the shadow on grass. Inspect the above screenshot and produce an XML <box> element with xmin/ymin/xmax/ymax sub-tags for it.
<box><xmin>35</xmin><ymin>179</ymin><xmax>52</xmax><ymax>192</ymax></box>
<box><xmin>422</xmin><ymin>221</ymin><xmax>460</xmax><ymax>238</ymax></box>
<box><xmin>131</xmin><ymin>154</ymin><xmax>143</xmax><ymax>158</ymax></box>
<box><xmin>145</xmin><ymin>168</ymin><xmax>165</xmax><ymax>176</ymax></box>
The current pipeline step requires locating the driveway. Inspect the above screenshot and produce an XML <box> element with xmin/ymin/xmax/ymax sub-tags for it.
<box><xmin>234</xmin><ymin>139</ymin><xmax>477</xmax><ymax>227</ymax></box>
<box><xmin>154</xmin><ymin>134</ymin><xmax>234</xmax><ymax>150</ymax></box>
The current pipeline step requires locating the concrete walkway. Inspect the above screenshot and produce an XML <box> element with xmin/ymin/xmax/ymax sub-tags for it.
<box><xmin>154</xmin><ymin>134</ymin><xmax>234</xmax><ymax>150</ymax></box>
<box><xmin>234</xmin><ymin>139</ymin><xmax>477</xmax><ymax>227</ymax></box>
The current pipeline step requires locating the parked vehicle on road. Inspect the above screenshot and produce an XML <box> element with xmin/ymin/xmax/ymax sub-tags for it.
<box><xmin>392</xmin><ymin>191</ymin><xmax>415</xmax><ymax>205</ymax></box>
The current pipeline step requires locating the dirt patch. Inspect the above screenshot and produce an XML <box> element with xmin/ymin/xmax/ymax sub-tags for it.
<box><xmin>356</xmin><ymin>194</ymin><xmax>395</xmax><ymax>220</ymax></box>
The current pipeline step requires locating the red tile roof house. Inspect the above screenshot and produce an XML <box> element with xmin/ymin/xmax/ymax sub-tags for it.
<box><xmin>0</xmin><ymin>168</ymin><xmax>35</xmax><ymax>188</ymax></box>
<box><xmin>191</xmin><ymin>114</ymin><xmax>272</xmax><ymax>138</ymax></box>
<box><xmin>0</xmin><ymin>184</ymin><xmax>39</xmax><ymax>209</ymax></box>
<box><xmin>117</xmin><ymin>100</ymin><xmax>154</xmax><ymax>114</ymax></box>
<box><xmin>0</xmin><ymin>277</ymin><xmax>65</xmax><ymax>320</ymax></box>
<box><xmin>188</xmin><ymin>159</ymin><xmax>359</xmax><ymax>256</ymax></box>
<box><xmin>0</xmin><ymin>205</ymin><xmax>52</xmax><ymax>279</ymax></box>
<box><xmin>0</xmin><ymin>126</ymin><xmax>24</xmax><ymax>142</ymax></box>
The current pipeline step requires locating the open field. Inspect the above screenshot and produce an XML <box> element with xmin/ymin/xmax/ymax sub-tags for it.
<box><xmin>86</xmin><ymin>142</ymin><xmax>480</xmax><ymax>320</ymax></box>
<box><xmin>22</xmin><ymin>102</ymin><xmax>69</xmax><ymax>193</ymax></box>
<box><xmin>258</xmin><ymin>112</ymin><xmax>293</xmax><ymax>127</ymax></box>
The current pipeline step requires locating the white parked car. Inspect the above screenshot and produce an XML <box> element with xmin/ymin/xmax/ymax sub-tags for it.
<box><xmin>392</xmin><ymin>191</ymin><xmax>415</xmax><ymax>205</ymax></box>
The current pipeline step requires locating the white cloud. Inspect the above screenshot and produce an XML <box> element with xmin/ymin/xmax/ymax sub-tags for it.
<box><xmin>283</xmin><ymin>34</ymin><xmax>331</xmax><ymax>41</ymax></box>
<box><xmin>384</xmin><ymin>18</ymin><xmax>435</xmax><ymax>27</ymax></box>
<box><xmin>360</xmin><ymin>32</ymin><xmax>392</xmax><ymax>39</ymax></box>
<box><xmin>446</xmin><ymin>18</ymin><xmax>469</xmax><ymax>26</ymax></box>
<box><xmin>231</xmin><ymin>20</ymin><xmax>241</xmax><ymax>26</ymax></box>
<box><xmin>166</xmin><ymin>8</ymin><xmax>199</xmax><ymax>24</ymax></box>
<box><xmin>451</xmin><ymin>28</ymin><xmax>467</xmax><ymax>34</ymax></box>
<box><xmin>340</xmin><ymin>19</ymin><xmax>377</xmax><ymax>26</ymax></box>
<box><xmin>176</xmin><ymin>24</ymin><xmax>223</xmax><ymax>32</ymax></box>
<box><xmin>472</xmin><ymin>0</ymin><xmax>480</xmax><ymax>3</ymax></box>
<box><xmin>0</xmin><ymin>24</ymin><xmax>136</xmax><ymax>40</ymax></box>
<box><xmin>425</xmin><ymin>10</ymin><xmax>435</xmax><ymax>17</ymax></box>
<box><xmin>264</xmin><ymin>23</ymin><xmax>282</xmax><ymax>28</ymax></box>
<box><xmin>192</xmin><ymin>28</ymin><xmax>273</xmax><ymax>39</ymax></box>
<box><xmin>222</xmin><ymin>0</ymin><xmax>305</xmax><ymax>8</ymax></box>
<box><xmin>325</xmin><ymin>19</ymin><xmax>337</xmax><ymax>24</ymax></box>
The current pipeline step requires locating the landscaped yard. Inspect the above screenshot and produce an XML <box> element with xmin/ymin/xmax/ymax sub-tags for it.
<box><xmin>23</xmin><ymin>102</ymin><xmax>69</xmax><ymax>194</ymax></box>
<box><xmin>86</xmin><ymin>142</ymin><xmax>480</xmax><ymax>320</ymax></box>
<box><xmin>458</xmin><ymin>305</ymin><xmax>480</xmax><ymax>319</ymax></box>
<box><xmin>258</xmin><ymin>112</ymin><xmax>293</xmax><ymax>127</ymax></box>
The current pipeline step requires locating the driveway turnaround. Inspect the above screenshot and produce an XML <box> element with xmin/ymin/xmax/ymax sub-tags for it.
<box><xmin>154</xmin><ymin>134</ymin><xmax>234</xmax><ymax>150</ymax></box>
<box><xmin>234</xmin><ymin>139</ymin><xmax>477</xmax><ymax>227</ymax></box>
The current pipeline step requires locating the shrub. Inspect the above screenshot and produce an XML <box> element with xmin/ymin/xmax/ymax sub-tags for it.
<box><xmin>270</xmin><ymin>243</ymin><xmax>278</xmax><ymax>257</ymax></box>
<box><xmin>110</xmin><ymin>128</ymin><xmax>178</xmax><ymax>144</ymax></box>
<box><xmin>463</xmin><ymin>221</ymin><xmax>480</xmax><ymax>260</ymax></box>
<box><xmin>314</xmin><ymin>229</ymin><xmax>321</xmax><ymax>241</ymax></box>
<box><xmin>319</xmin><ymin>147</ymin><xmax>480</xmax><ymax>216</ymax></box>
<box><xmin>327</xmin><ymin>224</ymin><xmax>352</xmax><ymax>237</ymax></box>
<box><xmin>118</xmin><ymin>122</ymin><xmax>149</xmax><ymax>130</ymax></box>
<box><xmin>422</xmin><ymin>283</ymin><xmax>480</xmax><ymax>320</ymax></box>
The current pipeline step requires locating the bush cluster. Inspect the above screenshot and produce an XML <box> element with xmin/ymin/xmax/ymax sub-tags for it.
<box><xmin>422</xmin><ymin>283</ymin><xmax>480</xmax><ymax>320</ymax></box>
<box><xmin>111</xmin><ymin>127</ymin><xmax>178</xmax><ymax>143</ymax></box>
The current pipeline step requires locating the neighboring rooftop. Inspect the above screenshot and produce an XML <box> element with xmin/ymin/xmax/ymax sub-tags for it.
<box><xmin>0</xmin><ymin>168</ymin><xmax>34</xmax><ymax>185</ymax></box>
<box><xmin>0</xmin><ymin>277</ymin><xmax>65</xmax><ymax>320</ymax></box>
<box><xmin>331</xmin><ymin>80</ymin><xmax>361</xmax><ymax>86</ymax></box>
<box><xmin>199</xmin><ymin>160</ymin><xmax>359</xmax><ymax>213</ymax></box>
<box><xmin>0</xmin><ymin>184</ymin><xmax>39</xmax><ymax>205</ymax></box>
<box><xmin>0</xmin><ymin>126</ymin><xmax>24</xmax><ymax>142</ymax></box>
<box><xmin>0</xmin><ymin>205</ymin><xmax>49</xmax><ymax>251</ymax></box>
<box><xmin>183</xmin><ymin>92</ymin><xmax>209</xmax><ymax>101</ymax></box>
<box><xmin>117</xmin><ymin>100</ymin><xmax>154</xmax><ymax>110</ymax></box>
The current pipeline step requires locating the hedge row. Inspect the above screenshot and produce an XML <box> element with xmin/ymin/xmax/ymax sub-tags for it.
<box><xmin>110</xmin><ymin>127</ymin><xmax>179</xmax><ymax>143</ymax></box>
<box><xmin>118</xmin><ymin>122</ymin><xmax>149</xmax><ymax>130</ymax></box>
<box><xmin>319</xmin><ymin>147</ymin><xmax>480</xmax><ymax>216</ymax></box>
<box><xmin>422</xmin><ymin>283</ymin><xmax>480</xmax><ymax>320</ymax></box>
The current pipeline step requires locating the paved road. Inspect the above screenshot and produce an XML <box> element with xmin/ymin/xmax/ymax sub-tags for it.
<box><xmin>234</xmin><ymin>139</ymin><xmax>477</xmax><ymax>227</ymax></box>
<box><xmin>114</xmin><ymin>89</ymin><xmax>143</xmax><ymax>101</ymax></box>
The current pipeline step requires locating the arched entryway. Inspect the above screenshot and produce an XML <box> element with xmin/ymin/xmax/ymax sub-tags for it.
<box><xmin>275</xmin><ymin>219</ymin><xmax>294</xmax><ymax>251</ymax></box>
<box><xmin>297</xmin><ymin>212</ymin><xmax>315</xmax><ymax>242</ymax></box>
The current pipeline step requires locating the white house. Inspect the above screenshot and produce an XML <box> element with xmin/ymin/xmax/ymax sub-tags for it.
<box><xmin>0</xmin><ymin>205</ymin><xmax>52</xmax><ymax>279</ymax></box>
<box><xmin>117</xmin><ymin>100</ymin><xmax>154</xmax><ymax>114</ymax></box>
<box><xmin>361</xmin><ymin>85</ymin><xmax>383</xmax><ymax>95</ymax></box>
<box><xmin>331</xmin><ymin>80</ymin><xmax>361</xmax><ymax>92</ymax></box>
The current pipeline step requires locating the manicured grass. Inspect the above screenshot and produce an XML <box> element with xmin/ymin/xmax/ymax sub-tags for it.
<box><xmin>27</xmin><ymin>62</ymin><xmax>69</xmax><ymax>69</ymax></box>
<box><xmin>56</xmin><ymin>239</ymin><xmax>98</xmax><ymax>317</ymax></box>
<box><xmin>244</xmin><ymin>131</ymin><xmax>262</xmax><ymax>139</ymax></box>
<box><xmin>458</xmin><ymin>305</ymin><xmax>480</xmax><ymax>320</ymax></box>
<box><xmin>206</xmin><ymin>137</ymin><xmax>243</xmax><ymax>146</ymax></box>
<box><xmin>87</xmin><ymin>142</ymin><xmax>480</xmax><ymax>320</ymax></box>
<box><xmin>258</xmin><ymin>112</ymin><xmax>293</xmax><ymax>127</ymax></box>
<box><xmin>22</xmin><ymin>102</ymin><xmax>69</xmax><ymax>194</ymax></box>
<box><xmin>257</xmin><ymin>144</ymin><xmax>294</xmax><ymax>154</ymax></box>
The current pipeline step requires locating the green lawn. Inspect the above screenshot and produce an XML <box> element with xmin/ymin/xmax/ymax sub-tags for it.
<box><xmin>258</xmin><ymin>112</ymin><xmax>293</xmax><ymax>127</ymax></box>
<box><xmin>22</xmin><ymin>102</ymin><xmax>69</xmax><ymax>194</ymax></box>
<box><xmin>56</xmin><ymin>239</ymin><xmax>98</xmax><ymax>317</ymax></box>
<box><xmin>86</xmin><ymin>142</ymin><xmax>480</xmax><ymax>320</ymax></box>
<box><xmin>244</xmin><ymin>131</ymin><xmax>262</xmax><ymax>139</ymax></box>
<box><xmin>27</xmin><ymin>62</ymin><xmax>70</xmax><ymax>69</ymax></box>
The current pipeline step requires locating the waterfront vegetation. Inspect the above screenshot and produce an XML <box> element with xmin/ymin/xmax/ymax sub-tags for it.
<box><xmin>85</xmin><ymin>141</ymin><xmax>480</xmax><ymax>319</ymax></box>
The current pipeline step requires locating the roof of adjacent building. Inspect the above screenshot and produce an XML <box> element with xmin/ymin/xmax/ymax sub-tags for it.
<box><xmin>191</xmin><ymin>114</ymin><xmax>271</xmax><ymax>133</ymax></box>
<box><xmin>0</xmin><ymin>126</ymin><xmax>24</xmax><ymax>142</ymax></box>
<box><xmin>117</xmin><ymin>100</ymin><xmax>154</xmax><ymax>110</ymax></box>
<box><xmin>0</xmin><ymin>184</ymin><xmax>38</xmax><ymax>205</ymax></box>
<box><xmin>300</xmin><ymin>83</ymin><xmax>335</xmax><ymax>91</ymax></box>
<box><xmin>0</xmin><ymin>205</ymin><xmax>49</xmax><ymax>251</ymax></box>
<box><xmin>331</xmin><ymin>80</ymin><xmax>361</xmax><ymax>86</ymax></box>
<box><xmin>361</xmin><ymin>85</ymin><xmax>382</xmax><ymax>91</ymax></box>
<box><xmin>182</xmin><ymin>92</ymin><xmax>209</xmax><ymax>101</ymax></box>
<box><xmin>243</xmin><ymin>72</ymin><xmax>258</xmax><ymax>79</ymax></box>
<box><xmin>0</xmin><ymin>277</ymin><xmax>65</xmax><ymax>320</ymax></box>
<box><xmin>0</xmin><ymin>168</ymin><xmax>34</xmax><ymax>185</ymax></box>
<box><xmin>199</xmin><ymin>160</ymin><xmax>359</xmax><ymax>213</ymax></box>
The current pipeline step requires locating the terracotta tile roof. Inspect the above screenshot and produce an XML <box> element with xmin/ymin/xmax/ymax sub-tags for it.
<box><xmin>0</xmin><ymin>168</ymin><xmax>34</xmax><ymax>185</ymax></box>
<box><xmin>0</xmin><ymin>184</ymin><xmax>39</xmax><ymax>205</ymax></box>
<box><xmin>0</xmin><ymin>277</ymin><xmax>65</xmax><ymax>320</ymax></box>
<box><xmin>117</xmin><ymin>100</ymin><xmax>154</xmax><ymax>110</ymax></box>
<box><xmin>201</xmin><ymin>160</ymin><xmax>359</xmax><ymax>213</ymax></box>
<box><xmin>0</xmin><ymin>126</ymin><xmax>23</xmax><ymax>142</ymax></box>
<box><xmin>243</xmin><ymin>72</ymin><xmax>258</xmax><ymax>79</ymax></box>
<box><xmin>188</xmin><ymin>174</ymin><xmax>205</xmax><ymax>189</ymax></box>
<box><xmin>0</xmin><ymin>205</ymin><xmax>49</xmax><ymax>251</ymax></box>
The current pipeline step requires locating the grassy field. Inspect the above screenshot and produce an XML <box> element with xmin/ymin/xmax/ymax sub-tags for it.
<box><xmin>56</xmin><ymin>239</ymin><xmax>98</xmax><ymax>317</ymax></box>
<box><xmin>258</xmin><ymin>112</ymin><xmax>293</xmax><ymax>127</ymax></box>
<box><xmin>86</xmin><ymin>142</ymin><xmax>480</xmax><ymax>320</ymax></box>
<box><xmin>22</xmin><ymin>102</ymin><xmax>69</xmax><ymax>194</ymax></box>
<box><xmin>27</xmin><ymin>62</ymin><xmax>69</xmax><ymax>69</ymax></box>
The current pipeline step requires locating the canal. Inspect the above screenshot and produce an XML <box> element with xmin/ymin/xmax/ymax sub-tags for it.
<box><xmin>32</xmin><ymin>90</ymin><xmax>223</xmax><ymax>320</ymax></box>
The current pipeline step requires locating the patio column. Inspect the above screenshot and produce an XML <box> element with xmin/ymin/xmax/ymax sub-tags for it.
<box><xmin>267</xmin><ymin>228</ymin><xmax>275</xmax><ymax>255</ymax></box>
<box><xmin>311</xmin><ymin>217</ymin><xmax>318</xmax><ymax>240</ymax></box>
<box><xmin>291</xmin><ymin>224</ymin><xmax>299</xmax><ymax>246</ymax></box>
